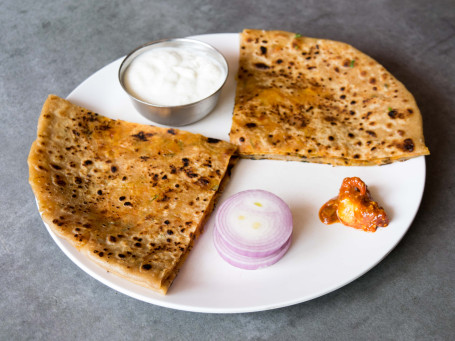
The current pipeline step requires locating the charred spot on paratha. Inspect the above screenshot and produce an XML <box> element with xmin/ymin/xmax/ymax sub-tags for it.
<box><xmin>131</xmin><ymin>131</ymin><xmax>154</xmax><ymax>141</ymax></box>
<box><xmin>206</xmin><ymin>137</ymin><xmax>221</xmax><ymax>143</ymax></box>
<box><xmin>254</xmin><ymin>63</ymin><xmax>270</xmax><ymax>70</ymax></box>
<box><xmin>399</xmin><ymin>138</ymin><xmax>415</xmax><ymax>152</ymax></box>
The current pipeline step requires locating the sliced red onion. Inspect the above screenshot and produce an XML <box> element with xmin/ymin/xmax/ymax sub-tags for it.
<box><xmin>214</xmin><ymin>227</ymin><xmax>292</xmax><ymax>270</ymax></box>
<box><xmin>213</xmin><ymin>189</ymin><xmax>293</xmax><ymax>270</ymax></box>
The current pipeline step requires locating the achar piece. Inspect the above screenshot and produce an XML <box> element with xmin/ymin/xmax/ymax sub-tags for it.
<box><xmin>319</xmin><ymin>177</ymin><xmax>389</xmax><ymax>232</ymax></box>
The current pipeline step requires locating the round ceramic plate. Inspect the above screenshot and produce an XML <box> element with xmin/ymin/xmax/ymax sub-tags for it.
<box><xmin>42</xmin><ymin>33</ymin><xmax>426</xmax><ymax>313</ymax></box>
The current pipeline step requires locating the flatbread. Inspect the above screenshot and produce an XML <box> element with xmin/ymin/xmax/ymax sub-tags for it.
<box><xmin>230</xmin><ymin>29</ymin><xmax>429</xmax><ymax>166</ymax></box>
<box><xmin>28</xmin><ymin>95</ymin><xmax>237</xmax><ymax>294</ymax></box>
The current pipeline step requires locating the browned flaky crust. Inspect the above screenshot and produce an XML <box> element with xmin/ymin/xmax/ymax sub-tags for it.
<box><xmin>230</xmin><ymin>29</ymin><xmax>429</xmax><ymax>166</ymax></box>
<box><xmin>28</xmin><ymin>95</ymin><xmax>237</xmax><ymax>294</ymax></box>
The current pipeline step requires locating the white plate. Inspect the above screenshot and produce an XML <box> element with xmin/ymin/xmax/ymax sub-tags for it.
<box><xmin>43</xmin><ymin>33</ymin><xmax>426</xmax><ymax>313</ymax></box>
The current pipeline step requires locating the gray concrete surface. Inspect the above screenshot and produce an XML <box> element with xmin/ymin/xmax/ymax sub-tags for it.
<box><xmin>1</xmin><ymin>0</ymin><xmax>454</xmax><ymax>340</ymax></box>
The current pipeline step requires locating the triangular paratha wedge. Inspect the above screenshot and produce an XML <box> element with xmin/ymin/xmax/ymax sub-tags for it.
<box><xmin>230</xmin><ymin>29</ymin><xmax>429</xmax><ymax>166</ymax></box>
<box><xmin>28</xmin><ymin>95</ymin><xmax>237</xmax><ymax>294</ymax></box>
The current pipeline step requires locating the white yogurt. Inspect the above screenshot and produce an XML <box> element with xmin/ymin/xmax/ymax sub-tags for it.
<box><xmin>123</xmin><ymin>46</ymin><xmax>226</xmax><ymax>106</ymax></box>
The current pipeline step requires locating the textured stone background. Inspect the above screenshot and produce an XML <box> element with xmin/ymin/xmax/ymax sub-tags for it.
<box><xmin>1</xmin><ymin>0</ymin><xmax>454</xmax><ymax>340</ymax></box>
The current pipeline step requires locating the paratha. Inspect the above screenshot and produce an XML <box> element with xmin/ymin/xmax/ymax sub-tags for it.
<box><xmin>28</xmin><ymin>95</ymin><xmax>237</xmax><ymax>294</ymax></box>
<box><xmin>230</xmin><ymin>29</ymin><xmax>429</xmax><ymax>166</ymax></box>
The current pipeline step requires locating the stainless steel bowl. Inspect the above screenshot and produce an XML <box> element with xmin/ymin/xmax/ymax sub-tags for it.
<box><xmin>118</xmin><ymin>38</ymin><xmax>228</xmax><ymax>126</ymax></box>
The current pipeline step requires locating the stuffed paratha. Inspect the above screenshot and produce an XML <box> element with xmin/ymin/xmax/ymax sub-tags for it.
<box><xmin>230</xmin><ymin>29</ymin><xmax>429</xmax><ymax>166</ymax></box>
<box><xmin>28</xmin><ymin>95</ymin><xmax>237</xmax><ymax>294</ymax></box>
